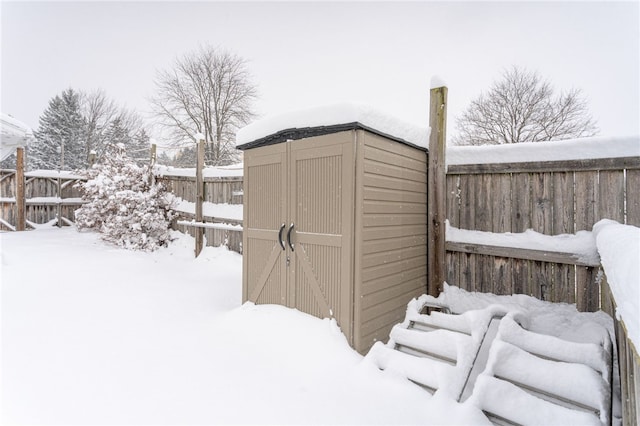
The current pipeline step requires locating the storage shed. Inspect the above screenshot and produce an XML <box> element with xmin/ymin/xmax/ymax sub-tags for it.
<box><xmin>237</xmin><ymin>103</ymin><xmax>429</xmax><ymax>354</ymax></box>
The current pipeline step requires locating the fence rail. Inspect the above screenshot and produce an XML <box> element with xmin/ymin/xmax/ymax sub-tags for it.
<box><xmin>0</xmin><ymin>169</ymin><xmax>85</xmax><ymax>230</ymax></box>
<box><xmin>156</xmin><ymin>174</ymin><xmax>243</xmax><ymax>253</ymax></box>
<box><xmin>1</xmin><ymin>169</ymin><xmax>244</xmax><ymax>254</ymax></box>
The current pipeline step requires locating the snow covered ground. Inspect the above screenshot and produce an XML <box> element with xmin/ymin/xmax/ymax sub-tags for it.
<box><xmin>1</xmin><ymin>227</ymin><xmax>489</xmax><ymax>425</ymax></box>
<box><xmin>2</xmin><ymin>223</ymin><xmax>627</xmax><ymax>425</ymax></box>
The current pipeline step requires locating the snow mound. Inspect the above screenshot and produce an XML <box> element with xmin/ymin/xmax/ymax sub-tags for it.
<box><xmin>593</xmin><ymin>219</ymin><xmax>640</xmax><ymax>351</ymax></box>
<box><xmin>235</xmin><ymin>102</ymin><xmax>429</xmax><ymax>148</ymax></box>
<box><xmin>1</xmin><ymin>113</ymin><xmax>34</xmax><ymax>161</ymax></box>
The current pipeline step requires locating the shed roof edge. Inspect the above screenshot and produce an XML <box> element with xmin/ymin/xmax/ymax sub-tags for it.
<box><xmin>236</xmin><ymin>122</ymin><xmax>428</xmax><ymax>152</ymax></box>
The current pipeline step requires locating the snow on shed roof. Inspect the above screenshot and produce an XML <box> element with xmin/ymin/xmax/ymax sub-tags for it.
<box><xmin>1</xmin><ymin>113</ymin><xmax>34</xmax><ymax>161</ymax></box>
<box><xmin>235</xmin><ymin>102</ymin><xmax>430</xmax><ymax>150</ymax></box>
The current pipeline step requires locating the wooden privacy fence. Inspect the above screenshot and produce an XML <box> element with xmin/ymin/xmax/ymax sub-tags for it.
<box><xmin>155</xmin><ymin>173</ymin><xmax>243</xmax><ymax>254</ymax></box>
<box><xmin>445</xmin><ymin>153</ymin><xmax>640</xmax><ymax>312</ymax></box>
<box><xmin>0</xmin><ymin>169</ymin><xmax>86</xmax><ymax>230</ymax></box>
<box><xmin>601</xmin><ymin>275</ymin><xmax>640</xmax><ymax>425</ymax></box>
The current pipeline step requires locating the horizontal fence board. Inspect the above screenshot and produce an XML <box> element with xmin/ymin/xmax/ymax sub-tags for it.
<box><xmin>446</xmin><ymin>241</ymin><xmax>599</xmax><ymax>267</ymax></box>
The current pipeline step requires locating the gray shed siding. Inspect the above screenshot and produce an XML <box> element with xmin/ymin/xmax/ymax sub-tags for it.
<box><xmin>354</xmin><ymin>130</ymin><xmax>428</xmax><ymax>353</ymax></box>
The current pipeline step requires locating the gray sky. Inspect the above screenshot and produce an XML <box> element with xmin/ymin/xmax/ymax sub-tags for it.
<box><xmin>2</xmin><ymin>1</ymin><xmax>639</xmax><ymax>147</ymax></box>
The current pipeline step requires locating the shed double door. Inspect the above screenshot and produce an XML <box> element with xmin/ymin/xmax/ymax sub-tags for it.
<box><xmin>243</xmin><ymin>134</ymin><xmax>355</xmax><ymax>342</ymax></box>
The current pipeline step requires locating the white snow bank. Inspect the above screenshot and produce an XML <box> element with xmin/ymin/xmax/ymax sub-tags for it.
<box><xmin>1</xmin><ymin>228</ymin><xmax>490</xmax><ymax>425</ymax></box>
<box><xmin>1</xmin><ymin>113</ymin><xmax>34</xmax><ymax>161</ymax></box>
<box><xmin>593</xmin><ymin>219</ymin><xmax>640</xmax><ymax>351</ymax></box>
<box><xmin>154</xmin><ymin>163</ymin><xmax>243</xmax><ymax>178</ymax></box>
<box><xmin>446</xmin><ymin>221</ymin><xmax>600</xmax><ymax>266</ymax></box>
<box><xmin>448</xmin><ymin>135</ymin><xmax>639</xmax><ymax>166</ymax></box>
<box><xmin>235</xmin><ymin>102</ymin><xmax>429</xmax><ymax>148</ymax></box>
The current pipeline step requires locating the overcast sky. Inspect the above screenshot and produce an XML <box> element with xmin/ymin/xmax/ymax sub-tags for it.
<box><xmin>1</xmin><ymin>1</ymin><xmax>638</xmax><ymax>147</ymax></box>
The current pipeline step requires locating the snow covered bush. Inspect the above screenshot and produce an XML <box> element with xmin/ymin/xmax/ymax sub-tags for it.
<box><xmin>75</xmin><ymin>143</ymin><xmax>176</xmax><ymax>251</ymax></box>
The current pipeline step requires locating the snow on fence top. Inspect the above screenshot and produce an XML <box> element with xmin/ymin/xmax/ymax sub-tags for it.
<box><xmin>1</xmin><ymin>113</ymin><xmax>34</xmax><ymax>161</ymax></box>
<box><xmin>25</xmin><ymin>170</ymin><xmax>85</xmax><ymax>180</ymax></box>
<box><xmin>154</xmin><ymin>163</ymin><xmax>243</xmax><ymax>178</ymax></box>
<box><xmin>447</xmin><ymin>136</ymin><xmax>640</xmax><ymax>166</ymax></box>
<box><xmin>446</xmin><ymin>221</ymin><xmax>600</xmax><ymax>266</ymax></box>
<box><xmin>235</xmin><ymin>102</ymin><xmax>430</xmax><ymax>149</ymax></box>
<box><xmin>593</xmin><ymin>219</ymin><xmax>640</xmax><ymax>351</ymax></box>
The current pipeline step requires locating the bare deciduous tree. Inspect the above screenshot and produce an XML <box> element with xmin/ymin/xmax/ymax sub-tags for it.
<box><xmin>454</xmin><ymin>66</ymin><xmax>598</xmax><ymax>145</ymax></box>
<box><xmin>150</xmin><ymin>45</ymin><xmax>258</xmax><ymax>165</ymax></box>
<box><xmin>83</xmin><ymin>89</ymin><xmax>146</xmax><ymax>164</ymax></box>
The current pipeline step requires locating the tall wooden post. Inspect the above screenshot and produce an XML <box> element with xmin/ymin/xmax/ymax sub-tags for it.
<box><xmin>195</xmin><ymin>136</ymin><xmax>205</xmax><ymax>257</ymax></box>
<box><xmin>428</xmin><ymin>85</ymin><xmax>448</xmax><ymax>297</ymax></box>
<box><xmin>56</xmin><ymin>175</ymin><xmax>63</xmax><ymax>228</ymax></box>
<box><xmin>15</xmin><ymin>147</ymin><xmax>26</xmax><ymax>231</ymax></box>
<box><xmin>149</xmin><ymin>143</ymin><xmax>157</xmax><ymax>186</ymax></box>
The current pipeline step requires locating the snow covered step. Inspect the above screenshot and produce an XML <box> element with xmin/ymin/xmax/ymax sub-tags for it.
<box><xmin>390</xmin><ymin>325</ymin><xmax>471</xmax><ymax>366</ymax></box>
<box><xmin>487</xmin><ymin>340</ymin><xmax>608</xmax><ymax>418</ymax></box>
<box><xmin>406</xmin><ymin>310</ymin><xmax>473</xmax><ymax>335</ymax></box>
<box><xmin>367</xmin><ymin>342</ymin><xmax>456</xmax><ymax>394</ymax></box>
<box><xmin>471</xmin><ymin>375</ymin><xmax>602</xmax><ymax>426</ymax></box>
<box><xmin>497</xmin><ymin>316</ymin><xmax>612</xmax><ymax>379</ymax></box>
<box><xmin>470</xmin><ymin>328</ymin><xmax>611</xmax><ymax>424</ymax></box>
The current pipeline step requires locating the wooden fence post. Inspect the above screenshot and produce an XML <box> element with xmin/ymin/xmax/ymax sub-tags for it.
<box><xmin>195</xmin><ymin>136</ymin><xmax>205</xmax><ymax>257</ymax></box>
<box><xmin>15</xmin><ymin>147</ymin><xmax>25</xmax><ymax>231</ymax></box>
<box><xmin>149</xmin><ymin>143</ymin><xmax>157</xmax><ymax>186</ymax></box>
<box><xmin>428</xmin><ymin>85</ymin><xmax>448</xmax><ymax>297</ymax></box>
<box><xmin>57</xmin><ymin>175</ymin><xmax>62</xmax><ymax>228</ymax></box>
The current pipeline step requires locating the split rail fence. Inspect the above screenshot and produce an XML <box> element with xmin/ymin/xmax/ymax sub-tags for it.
<box><xmin>155</xmin><ymin>174</ymin><xmax>243</xmax><ymax>253</ymax></box>
<box><xmin>0</xmin><ymin>169</ymin><xmax>85</xmax><ymax>230</ymax></box>
<box><xmin>0</xmin><ymin>168</ymin><xmax>244</xmax><ymax>254</ymax></box>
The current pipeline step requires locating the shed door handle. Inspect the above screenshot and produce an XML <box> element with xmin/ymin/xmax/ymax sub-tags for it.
<box><xmin>287</xmin><ymin>223</ymin><xmax>295</xmax><ymax>251</ymax></box>
<box><xmin>278</xmin><ymin>223</ymin><xmax>286</xmax><ymax>251</ymax></box>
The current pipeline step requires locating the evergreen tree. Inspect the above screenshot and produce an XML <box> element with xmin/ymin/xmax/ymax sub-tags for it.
<box><xmin>155</xmin><ymin>151</ymin><xmax>173</xmax><ymax>166</ymax></box>
<box><xmin>130</xmin><ymin>128</ymin><xmax>151</xmax><ymax>166</ymax></box>
<box><xmin>172</xmin><ymin>145</ymin><xmax>197</xmax><ymax>167</ymax></box>
<box><xmin>32</xmin><ymin>88</ymin><xmax>86</xmax><ymax>170</ymax></box>
<box><xmin>30</xmin><ymin>88</ymin><xmax>151</xmax><ymax>171</ymax></box>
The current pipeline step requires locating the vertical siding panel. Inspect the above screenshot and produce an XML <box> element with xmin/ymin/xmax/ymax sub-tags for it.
<box><xmin>458</xmin><ymin>174</ymin><xmax>476</xmax><ymax>230</ymax></box>
<box><xmin>446</xmin><ymin>174</ymin><xmax>460</xmax><ymax>228</ymax></box>
<box><xmin>458</xmin><ymin>252</ymin><xmax>471</xmax><ymax>292</ymax></box>
<box><xmin>493</xmin><ymin>257</ymin><xmax>511</xmax><ymax>295</ymax></box>
<box><xmin>627</xmin><ymin>169</ymin><xmax>640</xmax><ymax>226</ymax></box>
<box><xmin>475</xmin><ymin>174</ymin><xmax>492</xmax><ymax>232</ymax></box>
<box><xmin>575</xmin><ymin>171</ymin><xmax>598</xmax><ymax>231</ymax></box>
<box><xmin>491</xmin><ymin>174</ymin><xmax>512</xmax><ymax>233</ymax></box>
<box><xmin>512</xmin><ymin>173</ymin><xmax>532</xmax><ymax>233</ymax></box>
<box><xmin>553</xmin><ymin>263</ymin><xmax>575</xmax><ymax>305</ymax></box>
<box><xmin>576</xmin><ymin>266</ymin><xmax>599</xmax><ymax>312</ymax></box>
<box><xmin>532</xmin><ymin>172</ymin><xmax>553</xmax><ymax>234</ymax></box>
<box><xmin>552</xmin><ymin>171</ymin><xmax>575</xmax><ymax>234</ymax></box>
<box><xmin>598</xmin><ymin>170</ymin><xmax>625</xmax><ymax>223</ymax></box>
<box><xmin>359</xmin><ymin>133</ymin><xmax>426</xmax><ymax>353</ymax></box>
